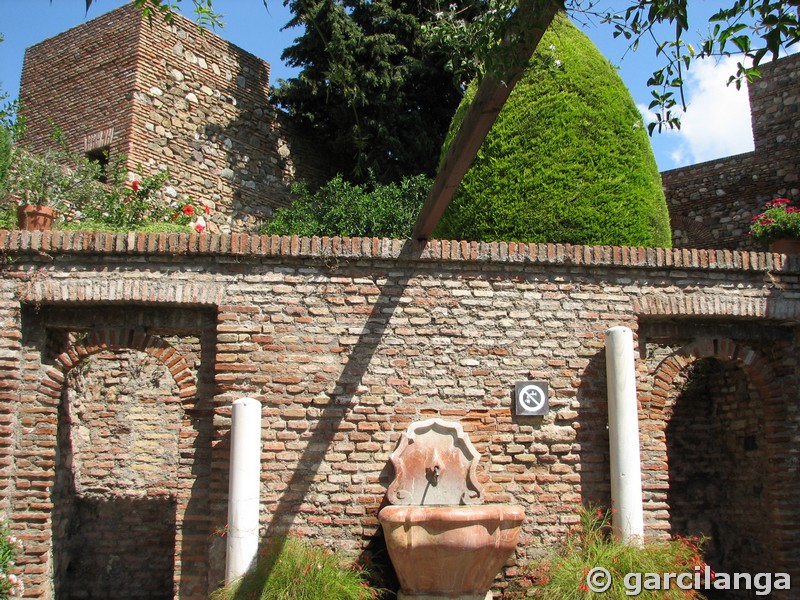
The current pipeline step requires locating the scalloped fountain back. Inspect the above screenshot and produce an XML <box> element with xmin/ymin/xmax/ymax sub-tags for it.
<box><xmin>385</xmin><ymin>418</ymin><xmax>484</xmax><ymax>506</ymax></box>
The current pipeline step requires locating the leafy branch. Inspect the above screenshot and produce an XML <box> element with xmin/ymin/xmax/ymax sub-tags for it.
<box><xmin>598</xmin><ymin>0</ymin><xmax>799</xmax><ymax>134</ymax></box>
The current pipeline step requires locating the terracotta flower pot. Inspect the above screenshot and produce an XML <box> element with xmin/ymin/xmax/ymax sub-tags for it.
<box><xmin>16</xmin><ymin>204</ymin><xmax>56</xmax><ymax>231</ymax></box>
<box><xmin>769</xmin><ymin>238</ymin><xmax>800</xmax><ymax>255</ymax></box>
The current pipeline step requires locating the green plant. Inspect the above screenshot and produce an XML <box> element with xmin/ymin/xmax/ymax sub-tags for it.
<box><xmin>0</xmin><ymin>126</ymin><xmax>11</xmax><ymax>194</ymax></box>
<box><xmin>75</xmin><ymin>155</ymin><xmax>172</xmax><ymax>229</ymax></box>
<box><xmin>748</xmin><ymin>198</ymin><xmax>800</xmax><ymax>244</ymax></box>
<box><xmin>263</xmin><ymin>173</ymin><xmax>429</xmax><ymax>239</ymax></box>
<box><xmin>505</xmin><ymin>507</ymin><xmax>708</xmax><ymax>599</ymax></box>
<box><xmin>0</xmin><ymin>522</ymin><xmax>24</xmax><ymax>599</ymax></box>
<box><xmin>210</xmin><ymin>535</ymin><xmax>380</xmax><ymax>600</ymax></box>
<box><xmin>59</xmin><ymin>153</ymin><xmax>211</xmax><ymax>233</ymax></box>
<box><xmin>434</xmin><ymin>13</ymin><xmax>672</xmax><ymax>247</ymax></box>
<box><xmin>0</xmin><ymin>113</ymin><xmax>208</xmax><ymax>232</ymax></box>
<box><xmin>3</xmin><ymin>136</ymin><xmax>104</xmax><ymax>211</ymax></box>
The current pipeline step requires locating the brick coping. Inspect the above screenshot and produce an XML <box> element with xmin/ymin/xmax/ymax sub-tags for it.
<box><xmin>0</xmin><ymin>229</ymin><xmax>797</xmax><ymax>272</ymax></box>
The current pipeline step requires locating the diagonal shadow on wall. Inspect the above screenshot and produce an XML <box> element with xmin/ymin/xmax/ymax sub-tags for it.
<box><xmin>230</xmin><ymin>239</ymin><xmax>421</xmax><ymax>597</ymax></box>
<box><xmin>575</xmin><ymin>348</ymin><xmax>612</xmax><ymax>511</ymax></box>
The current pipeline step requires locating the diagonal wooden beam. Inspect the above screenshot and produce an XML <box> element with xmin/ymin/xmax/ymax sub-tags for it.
<box><xmin>412</xmin><ymin>0</ymin><xmax>562</xmax><ymax>241</ymax></box>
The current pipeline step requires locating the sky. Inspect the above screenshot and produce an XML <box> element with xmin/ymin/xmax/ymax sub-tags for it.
<box><xmin>0</xmin><ymin>0</ymin><xmax>761</xmax><ymax>172</ymax></box>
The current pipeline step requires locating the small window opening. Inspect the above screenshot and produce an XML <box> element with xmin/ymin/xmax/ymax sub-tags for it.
<box><xmin>86</xmin><ymin>147</ymin><xmax>110</xmax><ymax>184</ymax></box>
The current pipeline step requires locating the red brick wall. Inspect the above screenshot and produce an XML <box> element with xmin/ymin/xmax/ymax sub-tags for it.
<box><xmin>19</xmin><ymin>5</ymin><xmax>140</xmax><ymax>160</ymax></box>
<box><xmin>0</xmin><ymin>232</ymin><xmax>799</xmax><ymax>598</ymax></box>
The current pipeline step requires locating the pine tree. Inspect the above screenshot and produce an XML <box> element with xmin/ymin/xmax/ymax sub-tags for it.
<box><xmin>274</xmin><ymin>0</ymin><xmax>471</xmax><ymax>183</ymax></box>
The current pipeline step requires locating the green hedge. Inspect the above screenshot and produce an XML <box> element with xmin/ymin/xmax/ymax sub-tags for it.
<box><xmin>263</xmin><ymin>173</ymin><xmax>429</xmax><ymax>239</ymax></box>
<box><xmin>435</xmin><ymin>13</ymin><xmax>672</xmax><ymax>247</ymax></box>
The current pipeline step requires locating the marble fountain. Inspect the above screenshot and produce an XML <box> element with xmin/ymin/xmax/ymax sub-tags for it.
<box><xmin>378</xmin><ymin>418</ymin><xmax>525</xmax><ymax>600</ymax></box>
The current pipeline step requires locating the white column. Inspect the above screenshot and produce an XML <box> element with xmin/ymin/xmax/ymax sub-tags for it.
<box><xmin>605</xmin><ymin>326</ymin><xmax>644</xmax><ymax>545</ymax></box>
<box><xmin>225</xmin><ymin>397</ymin><xmax>263</xmax><ymax>583</ymax></box>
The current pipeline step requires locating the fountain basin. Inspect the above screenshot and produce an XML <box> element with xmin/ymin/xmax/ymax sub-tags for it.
<box><xmin>379</xmin><ymin>503</ymin><xmax>525</xmax><ymax>599</ymax></box>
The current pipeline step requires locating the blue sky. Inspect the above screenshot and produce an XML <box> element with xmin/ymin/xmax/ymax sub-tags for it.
<box><xmin>0</xmin><ymin>0</ymin><xmax>757</xmax><ymax>171</ymax></box>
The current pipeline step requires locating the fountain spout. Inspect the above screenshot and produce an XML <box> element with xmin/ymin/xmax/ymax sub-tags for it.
<box><xmin>428</xmin><ymin>448</ymin><xmax>442</xmax><ymax>485</ymax></box>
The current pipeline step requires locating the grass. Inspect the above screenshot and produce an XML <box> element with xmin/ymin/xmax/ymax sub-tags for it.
<box><xmin>211</xmin><ymin>536</ymin><xmax>381</xmax><ymax>600</ymax></box>
<box><xmin>56</xmin><ymin>220</ymin><xmax>194</xmax><ymax>234</ymax></box>
<box><xmin>505</xmin><ymin>507</ymin><xmax>709</xmax><ymax>599</ymax></box>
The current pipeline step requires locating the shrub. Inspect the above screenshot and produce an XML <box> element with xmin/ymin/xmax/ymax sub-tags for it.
<box><xmin>435</xmin><ymin>13</ymin><xmax>672</xmax><ymax>247</ymax></box>
<box><xmin>211</xmin><ymin>536</ymin><xmax>380</xmax><ymax>600</ymax></box>
<box><xmin>263</xmin><ymin>173</ymin><xmax>430</xmax><ymax>239</ymax></box>
<box><xmin>0</xmin><ymin>126</ymin><xmax>10</xmax><ymax>193</ymax></box>
<box><xmin>0</xmin><ymin>118</ymin><xmax>209</xmax><ymax>233</ymax></box>
<box><xmin>505</xmin><ymin>507</ymin><xmax>708</xmax><ymax>599</ymax></box>
<box><xmin>3</xmin><ymin>139</ymin><xmax>104</xmax><ymax>212</ymax></box>
<box><xmin>63</xmin><ymin>153</ymin><xmax>212</xmax><ymax>233</ymax></box>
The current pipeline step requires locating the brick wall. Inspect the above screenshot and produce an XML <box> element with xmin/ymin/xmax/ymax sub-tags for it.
<box><xmin>662</xmin><ymin>53</ymin><xmax>800</xmax><ymax>250</ymax></box>
<box><xmin>0</xmin><ymin>231</ymin><xmax>799</xmax><ymax>598</ymax></box>
<box><xmin>19</xmin><ymin>4</ymin><xmax>331</xmax><ymax>235</ymax></box>
<box><xmin>18</xmin><ymin>6</ymin><xmax>139</xmax><ymax>161</ymax></box>
<box><xmin>54</xmin><ymin>346</ymin><xmax>185</xmax><ymax>598</ymax></box>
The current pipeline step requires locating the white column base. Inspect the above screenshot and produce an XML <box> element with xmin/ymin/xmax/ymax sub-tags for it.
<box><xmin>605</xmin><ymin>326</ymin><xmax>645</xmax><ymax>545</ymax></box>
<box><xmin>225</xmin><ymin>397</ymin><xmax>263</xmax><ymax>583</ymax></box>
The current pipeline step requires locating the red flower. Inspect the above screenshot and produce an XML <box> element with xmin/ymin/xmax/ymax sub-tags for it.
<box><xmin>131</xmin><ymin>180</ymin><xmax>140</xmax><ymax>192</ymax></box>
<box><xmin>766</xmin><ymin>197</ymin><xmax>791</xmax><ymax>207</ymax></box>
<box><xmin>204</xmin><ymin>205</ymin><xmax>211</xmax><ymax>215</ymax></box>
<box><xmin>182</xmin><ymin>205</ymin><xmax>195</xmax><ymax>216</ymax></box>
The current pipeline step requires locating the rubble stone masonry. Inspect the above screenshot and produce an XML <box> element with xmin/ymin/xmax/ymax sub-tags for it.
<box><xmin>0</xmin><ymin>231</ymin><xmax>798</xmax><ymax>598</ymax></box>
<box><xmin>663</xmin><ymin>53</ymin><xmax>800</xmax><ymax>250</ymax></box>
<box><xmin>19</xmin><ymin>3</ymin><xmax>330</xmax><ymax>235</ymax></box>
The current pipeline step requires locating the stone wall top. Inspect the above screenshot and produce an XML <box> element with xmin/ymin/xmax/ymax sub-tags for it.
<box><xmin>1</xmin><ymin>230</ymin><xmax>796</xmax><ymax>274</ymax></box>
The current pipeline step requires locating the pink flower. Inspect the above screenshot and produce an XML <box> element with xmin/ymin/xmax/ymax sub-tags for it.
<box><xmin>195</xmin><ymin>223</ymin><xmax>205</xmax><ymax>233</ymax></box>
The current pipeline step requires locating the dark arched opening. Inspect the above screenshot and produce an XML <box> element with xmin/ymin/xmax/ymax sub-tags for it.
<box><xmin>52</xmin><ymin>348</ymin><xmax>180</xmax><ymax>599</ymax></box>
<box><xmin>666</xmin><ymin>357</ymin><xmax>771</xmax><ymax>596</ymax></box>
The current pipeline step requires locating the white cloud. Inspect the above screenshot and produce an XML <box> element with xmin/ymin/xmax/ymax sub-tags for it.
<box><xmin>649</xmin><ymin>56</ymin><xmax>755</xmax><ymax>168</ymax></box>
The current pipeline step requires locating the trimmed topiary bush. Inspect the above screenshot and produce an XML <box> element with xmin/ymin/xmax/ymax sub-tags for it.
<box><xmin>435</xmin><ymin>13</ymin><xmax>671</xmax><ymax>247</ymax></box>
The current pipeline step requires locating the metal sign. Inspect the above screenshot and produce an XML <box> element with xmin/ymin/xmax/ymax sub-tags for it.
<box><xmin>514</xmin><ymin>381</ymin><xmax>549</xmax><ymax>416</ymax></box>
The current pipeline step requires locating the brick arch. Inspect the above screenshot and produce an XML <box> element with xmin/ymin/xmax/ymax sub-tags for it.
<box><xmin>670</xmin><ymin>215</ymin><xmax>717</xmax><ymax>248</ymax></box>
<box><xmin>644</xmin><ymin>336</ymin><xmax>794</xmax><ymax>583</ymax></box>
<box><xmin>650</xmin><ymin>337</ymin><xmax>779</xmax><ymax>407</ymax></box>
<box><xmin>40</xmin><ymin>328</ymin><xmax>197</xmax><ymax>405</ymax></box>
<box><xmin>36</xmin><ymin>328</ymin><xmax>205</xmax><ymax>597</ymax></box>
